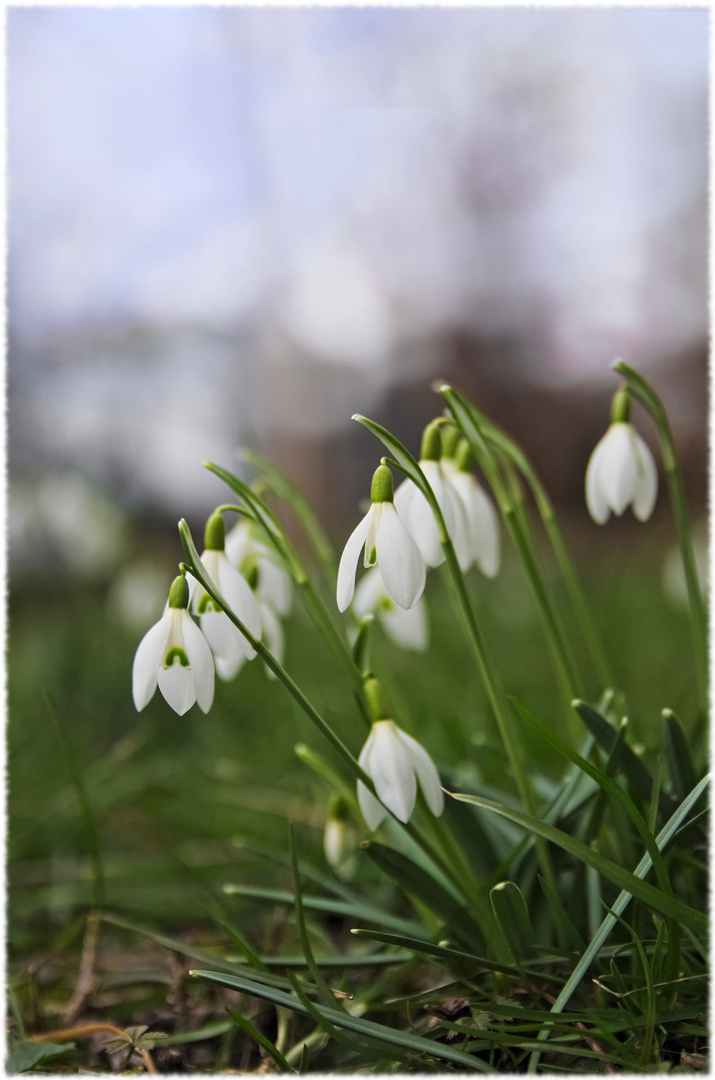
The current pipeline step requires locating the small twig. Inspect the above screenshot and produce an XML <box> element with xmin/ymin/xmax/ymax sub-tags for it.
<box><xmin>62</xmin><ymin>913</ymin><xmax>100</xmax><ymax>1024</ymax></box>
<box><xmin>534</xmin><ymin>985</ymin><xmax>616</xmax><ymax>1075</ymax></box>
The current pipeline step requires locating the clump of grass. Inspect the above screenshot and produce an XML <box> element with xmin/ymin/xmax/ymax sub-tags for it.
<box><xmin>8</xmin><ymin>368</ymin><xmax>707</xmax><ymax>1073</ymax></box>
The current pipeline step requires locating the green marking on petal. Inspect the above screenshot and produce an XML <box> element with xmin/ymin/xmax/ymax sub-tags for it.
<box><xmin>198</xmin><ymin>593</ymin><xmax>221</xmax><ymax>614</ymax></box>
<box><xmin>164</xmin><ymin>646</ymin><xmax>189</xmax><ymax>668</ymax></box>
<box><xmin>367</xmin><ymin>546</ymin><xmax>377</xmax><ymax>566</ymax></box>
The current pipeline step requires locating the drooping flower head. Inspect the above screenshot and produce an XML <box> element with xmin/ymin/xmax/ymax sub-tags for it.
<box><xmin>441</xmin><ymin>431</ymin><xmax>500</xmax><ymax>578</ymax></box>
<box><xmin>337</xmin><ymin>464</ymin><xmax>426</xmax><ymax>613</ymax></box>
<box><xmin>190</xmin><ymin>511</ymin><xmax>263</xmax><ymax>680</ymax></box>
<box><xmin>132</xmin><ymin>572</ymin><xmax>215</xmax><ymax>715</ymax></box>
<box><xmin>352</xmin><ymin>565</ymin><xmax>428</xmax><ymax>651</ymax></box>
<box><xmin>586</xmin><ymin>386</ymin><xmax>658</xmax><ymax>525</ymax></box>
<box><xmin>394</xmin><ymin>420</ymin><xmax>471</xmax><ymax>570</ymax></box>
<box><xmin>225</xmin><ymin>518</ymin><xmax>293</xmax><ymax>619</ymax></box>
<box><xmin>357</xmin><ymin>675</ymin><xmax>443</xmax><ymax>831</ymax></box>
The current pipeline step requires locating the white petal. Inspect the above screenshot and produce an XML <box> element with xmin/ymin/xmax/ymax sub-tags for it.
<box><xmin>630</xmin><ymin>431</ymin><xmax>658</xmax><ymax>522</ymax></box>
<box><xmin>180</xmin><ymin>611</ymin><xmax>216</xmax><ymax>711</ymax></box>
<box><xmin>375</xmin><ymin>503</ymin><xmax>426</xmax><ymax>610</ymax></box>
<box><xmin>260</xmin><ymin>602</ymin><xmax>285</xmax><ymax>679</ymax></box>
<box><xmin>599</xmin><ymin>424</ymin><xmax>639</xmax><ymax>516</ymax></box>
<box><xmin>258</xmin><ymin>558</ymin><xmax>292</xmax><ymax>617</ymax></box>
<box><xmin>158</xmin><ymin>661</ymin><xmax>196</xmax><ymax>715</ymax></box>
<box><xmin>200</xmin><ymin>609</ymin><xmax>252</xmax><ymax>664</ymax></box>
<box><xmin>452</xmin><ymin>473</ymin><xmax>500</xmax><ymax>577</ymax></box>
<box><xmin>336</xmin><ymin>509</ymin><xmax>372</xmax><ymax>612</ymax></box>
<box><xmin>132</xmin><ymin>612</ymin><xmax>170</xmax><ymax>711</ymax></box>
<box><xmin>357</xmin><ymin>780</ymin><xmax>387</xmax><ymax>831</ymax></box>
<box><xmin>395</xmin><ymin>478</ymin><xmax>443</xmax><ymax>567</ymax></box>
<box><xmin>585</xmin><ymin>433</ymin><xmax>612</xmax><ymax>524</ymax></box>
<box><xmin>215</xmin><ymin>650</ymin><xmax>248</xmax><ymax>681</ymax></box>
<box><xmin>442</xmin><ymin>472</ymin><xmax>472</xmax><ymax>570</ymax></box>
<box><xmin>381</xmin><ymin>601</ymin><xmax>428</xmax><ymax>651</ymax></box>
<box><xmin>224</xmin><ymin>520</ymin><xmax>254</xmax><ymax>567</ymax></box>
<box><xmin>352</xmin><ymin>565</ymin><xmax>388</xmax><ymax>616</ymax></box>
<box><xmin>216</xmin><ymin>553</ymin><xmax>262</xmax><ymax>641</ymax></box>
<box><xmin>396</xmin><ymin>728</ymin><xmax>444</xmax><ymax>818</ymax></box>
<box><xmin>367</xmin><ymin>721</ymin><xmax>417</xmax><ymax>823</ymax></box>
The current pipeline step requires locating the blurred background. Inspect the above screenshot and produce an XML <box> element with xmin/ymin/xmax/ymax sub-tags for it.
<box><xmin>7</xmin><ymin>7</ymin><xmax>709</xmax><ymax>944</ymax></box>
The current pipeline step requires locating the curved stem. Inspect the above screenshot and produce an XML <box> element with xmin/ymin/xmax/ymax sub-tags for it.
<box><xmin>614</xmin><ymin>361</ymin><xmax>707</xmax><ymax>706</ymax></box>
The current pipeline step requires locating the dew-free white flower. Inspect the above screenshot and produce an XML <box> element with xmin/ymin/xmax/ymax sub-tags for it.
<box><xmin>441</xmin><ymin>458</ymin><xmax>500</xmax><ymax>578</ymax></box>
<box><xmin>357</xmin><ymin>719</ymin><xmax>444</xmax><ymax>830</ymax></box>
<box><xmin>586</xmin><ymin>422</ymin><xmax>658</xmax><ymax>525</ymax></box>
<box><xmin>189</xmin><ymin>512</ymin><xmax>263</xmax><ymax>680</ymax></box>
<box><xmin>353</xmin><ymin>566</ymin><xmax>428</xmax><ymax>651</ymax></box>
<box><xmin>226</xmin><ymin>520</ymin><xmax>293</xmax><ymax>618</ymax></box>
<box><xmin>393</xmin><ymin>422</ymin><xmax>471</xmax><ymax>569</ymax></box>
<box><xmin>132</xmin><ymin>577</ymin><xmax>214</xmax><ymax>715</ymax></box>
<box><xmin>337</xmin><ymin>464</ymin><xmax>426</xmax><ymax>613</ymax></box>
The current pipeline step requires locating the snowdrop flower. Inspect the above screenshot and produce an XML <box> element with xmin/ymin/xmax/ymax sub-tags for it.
<box><xmin>353</xmin><ymin>566</ymin><xmax>428</xmax><ymax>651</ymax></box>
<box><xmin>441</xmin><ymin>436</ymin><xmax>500</xmax><ymax>578</ymax></box>
<box><xmin>394</xmin><ymin>422</ymin><xmax>471</xmax><ymax>570</ymax></box>
<box><xmin>225</xmin><ymin>518</ymin><xmax>293</xmax><ymax>619</ymax></box>
<box><xmin>586</xmin><ymin>388</ymin><xmax>658</xmax><ymax>525</ymax></box>
<box><xmin>337</xmin><ymin>464</ymin><xmax>426</xmax><ymax>613</ymax></box>
<box><xmin>323</xmin><ymin>795</ymin><xmax>359</xmax><ymax>881</ymax></box>
<box><xmin>190</xmin><ymin>511</ymin><xmax>263</xmax><ymax>681</ymax></box>
<box><xmin>357</xmin><ymin>677</ymin><xmax>443</xmax><ymax>831</ymax></box>
<box><xmin>132</xmin><ymin>573</ymin><xmax>214</xmax><ymax>715</ymax></box>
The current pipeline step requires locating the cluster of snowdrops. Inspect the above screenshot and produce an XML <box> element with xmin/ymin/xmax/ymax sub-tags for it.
<box><xmin>132</xmin><ymin>378</ymin><xmax>658</xmax><ymax>834</ymax></box>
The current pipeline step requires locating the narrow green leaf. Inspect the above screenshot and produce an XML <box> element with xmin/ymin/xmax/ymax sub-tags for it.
<box><xmin>289</xmin><ymin>824</ymin><xmax>343</xmax><ymax>1011</ymax></box>
<box><xmin>447</xmin><ymin>791</ymin><xmax>707</xmax><ymax>933</ymax></box>
<box><xmin>526</xmin><ymin>772</ymin><xmax>710</xmax><ymax>1071</ymax></box>
<box><xmin>226</xmin><ymin>1006</ymin><xmax>295</xmax><ymax>1073</ymax></box>
<box><xmin>218</xmin><ymin>921</ymin><xmax>268</xmax><ymax>972</ymax></box>
<box><xmin>663</xmin><ymin>709</ymin><xmax>698</xmax><ymax>802</ymax></box>
<box><xmin>537</xmin><ymin>876</ymin><xmax>586</xmax><ymax>953</ymax></box>
<box><xmin>190</xmin><ymin>969</ymin><xmax>495</xmax><ymax>1072</ymax></box>
<box><xmin>490</xmin><ymin>881</ymin><xmax>533</xmax><ymax>964</ymax></box>
<box><xmin>360</xmin><ymin>841</ymin><xmax>483</xmax><ymax>952</ymax></box>
<box><xmin>352</xmin><ymin>415</ymin><xmax>435</xmax><ymax>506</ymax></box>
<box><xmin>573</xmin><ymin>700</ymin><xmax>658</xmax><ymax>805</ymax></box>
<box><xmin>349</xmin><ymin>928</ymin><xmax>523</xmax><ymax>978</ymax></box>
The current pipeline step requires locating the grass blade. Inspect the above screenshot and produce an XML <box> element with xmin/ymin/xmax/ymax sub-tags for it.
<box><xmin>225</xmin><ymin>1007</ymin><xmax>295</xmax><ymax>1073</ymax></box>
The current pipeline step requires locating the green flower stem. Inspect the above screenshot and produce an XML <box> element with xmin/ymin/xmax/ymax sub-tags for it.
<box><xmin>439</xmin><ymin>533</ymin><xmax>557</xmax><ymax>893</ymax></box>
<box><xmin>352</xmin><ymin>414</ymin><xmax>556</xmax><ymax>890</ymax></box>
<box><xmin>613</xmin><ymin>360</ymin><xmax>707</xmax><ymax>704</ymax></box>
<box><xmin>439</xmin><ymin>385</ymin><xmax>615</xmax><ymax>694</ymax></box>
<box><xmin>178</xmin><ymin>520</ymin><xmax>483</xmax><ymax>912</ymax></box>
<box><xmin>501</xmin><ymin>460</ymin><xmax>582</xmax><ymax>706</ymax></box>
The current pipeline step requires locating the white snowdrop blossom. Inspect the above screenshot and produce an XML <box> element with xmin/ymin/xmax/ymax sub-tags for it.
<box><xmin>586</xmin><ymin>389</ymin><xmax>658</xmax><ymax>525</ymax></box>
<box><xmin>394</xmin><ymin>423</ymin><xmax>471</xmax><ymax>570</ymax></box>
<box><xmin>337</xmin><ymin>464</ymin><xmax>426</xmax><ymax>613</ymax></box>
<box><xmin>132</xmin><ymin>574</ymin><xmax>214</xmax><ymax>715</ymax></box>
<box><xmin>357</xmin><ymin>719</ymin><xmax>444</xmax><ymax>831</ymax></box>
<box><xmin>353</xmin><ymin>566</ymin><xmax>428</xmax><ymax>651</ymax></box>
<box><xmin>442</xmin><ymin>450</ymin><xmax>500</xmax><ymax>578</ymax></box>
<box><xmin>225</xmin><ymin>519</ymin><xmax>293</xmax><ymax>618</ymax></box>
<box><xmin>191</xmin><ymin>512</ymin><xmax>263</xmax><ymax>681</ymax></box>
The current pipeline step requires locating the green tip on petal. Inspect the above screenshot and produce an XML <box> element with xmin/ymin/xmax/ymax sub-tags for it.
<box><xmin>420</xmin><ymin>419</ymin><xmax>443</xmax><ymax>462</ymax></box>
<box><xmin>328</xmin><ymin>793</ymin><xmax>350</xmax><ymax>819</ymax></box>
<box><xmin>168</xmin><ymin>574</ymin><xmax>190</xmax><ymax>610</ymax></box>
<box><xmin>363</xmin><ymin>675</ymin><xmax>391</xmax><ymax>721</ymax></box>
<box><xmin>240</xmin><ymin>556</ymin><xmax>260</xmax><ymax>590</ymax></box>
<box><xmin>204</xmin><ymin>510</ymin><xmax>226</xmax><ymax>551</ymax></box>
<box><xmin>370</xmin><ymin>464</ymin><xmax>394</xmax><ymax>503</ymax></box>
<box><xmin>610</xmin><ymin>385</ymin><xmax>631</xmax><ymax>424</ymax></box>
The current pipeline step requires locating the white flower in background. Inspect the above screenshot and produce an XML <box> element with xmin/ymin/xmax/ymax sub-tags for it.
<box><xmin>441</xmin><ymin>437</ymin><xmax>500</xmax><ymax>578</ymax></box>
<box><xmin>191</xmin><ymin>512</ymin><xmax>263</xmax><ymax>680</ymax></box>
<box><xmin>357</xmin><ymin>719</ymin><xmax>444</xmax><ymax>831</ymax></box>
<box><xmin>132</xmin><ymin>574</ymin><xmax>214</xmax><ymax>715</ymax></box>
<box><xmin>337</xmin><ymin>464</ymin><xmax>426</xmax><ymax>613</ymax></box>
<box><xmin>394</xmin><ymin>422</ymin><xmax>471</xmax><ymax>570</ymax></box>
<box><xmin>353</xmin><ymin>566</ymin><xmax>428</xmax><ymax>651</ymax></box>
<box><xmin>323</xmin><ymin>795</ymin><xmax>359</xmax><ymax>881</ymax></box>
<box><xmin>586</xmin><ymin>387</ymin><xmax>658</xmax><ymax>524</ymax></box>
<box><xmin>226</xmin><ymin>519</ymin><xmax>293</xmax><ymax>678</ymax></box>
<box><xmin>226</xmin><ymin>519</ymin><xmax>293</xmax><ymax>618</ymax></box>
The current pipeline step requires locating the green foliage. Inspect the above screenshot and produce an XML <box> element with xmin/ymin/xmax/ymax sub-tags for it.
<box><xmin>8</xmin><ymin>374</ymin><xmax>708</xmax><ymax>1072</ymax></box>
